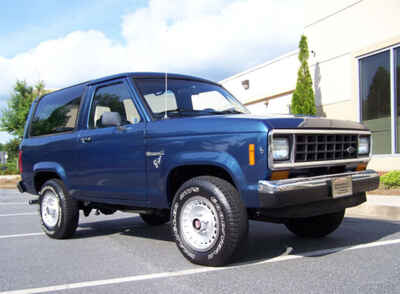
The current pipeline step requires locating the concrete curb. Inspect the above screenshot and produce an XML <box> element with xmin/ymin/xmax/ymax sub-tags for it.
<box><xmin>347</xmin><ymin>203</ymin><xmax>400</xmax><ymax>220</ymax></box>
<box><xmin>0</xmin><ymin>175</ymin><xmax>20</xmax><ymax>180</ymax></box>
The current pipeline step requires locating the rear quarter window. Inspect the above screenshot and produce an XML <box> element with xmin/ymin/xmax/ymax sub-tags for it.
<box><xmin>30</xmin><ymin>85</ymin><xmax>84</xmax><ymax>137</ymax></box>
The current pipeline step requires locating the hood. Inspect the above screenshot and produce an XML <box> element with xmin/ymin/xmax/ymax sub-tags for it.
<box><xmin>146</xmin><ymin>114</ymin><xmax>368</xmax><ymax>138</ymax></box>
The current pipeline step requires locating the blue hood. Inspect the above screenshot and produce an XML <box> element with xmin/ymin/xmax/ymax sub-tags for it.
<box><xmin>146</xmin><ymin>114</ymin><xmax>368</xmax><ymax>138</ymax></box>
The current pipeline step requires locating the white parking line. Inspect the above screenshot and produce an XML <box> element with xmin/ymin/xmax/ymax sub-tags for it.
<box><xmin>0</xmin><ymin>213</ymin><xmax>37</xmax><ymax>217</ymax></box>
<box><xmin>1</xmin><ymin>237</ymin><xmax>400</xmax><ymax>294</ymax></box>
<box><xmin>0</xmin><ymin>232</ymin><xmax>44</xmax><ymax>239</ymax></box>
<box><xmin>0</xmin><ymin>202</ymin><xmax>29</xmax><ymax>205</ymax></box>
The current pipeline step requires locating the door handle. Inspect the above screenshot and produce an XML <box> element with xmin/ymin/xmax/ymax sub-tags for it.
<box><xmin>80</xmin><ymin>136</ymin><xmax>92</xmax><ymax>143</ymax></box>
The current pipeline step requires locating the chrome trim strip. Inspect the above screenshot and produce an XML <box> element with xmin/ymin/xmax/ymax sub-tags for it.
<box><xmin>258</xmin><ymin>170</ymin><xmax>379</xmax><ymax>194</ymax></box>
<box><xmin>146</xmin><ymin>151</ymin><xmax>165</xmax><ymax>157</ymax></box>
<box><xmin>272</xmin><ymin>158</ymin><xmax>369</xmax><ymax>169</ymax></box>
<box><xmin>270</xmin><ymin>129</ymin><xmax>371</xmax><ymax>135</ymax></box>
<box><xmin>268</xmin><ymin>129</ymin><xmax>372</xmax><ymax>170</ymax></box>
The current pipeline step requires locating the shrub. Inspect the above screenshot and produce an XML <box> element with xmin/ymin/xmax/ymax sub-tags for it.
<box><xmin>381</xmin><ymin>171</ymin><xmax>400</xmax><ymax>188</ymax></box>
<box><xmin>0</xmin><ymin>160</ymin><xmax>18</xmax><ymax>175</ymax></box>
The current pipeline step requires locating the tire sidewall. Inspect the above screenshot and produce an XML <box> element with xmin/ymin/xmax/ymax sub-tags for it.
<box><xmin>172</xmin><ymin>180</ymin><xmax>233</xmax><ymax>266</ymax></box>
<box><xmin>39</xmin><ymin>181</ymin><xmax>64</xmax><ymax>237</ymax></box>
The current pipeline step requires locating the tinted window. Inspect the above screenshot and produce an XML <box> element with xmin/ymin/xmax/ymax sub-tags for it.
<box><xmin>360</xmin><ymin>51</ymin><xmax>391</xmax><ymax>154</ymax></box>
<box><xmin>89</xmin><ymin>82</ymin><xmax>141</xmax><ymax>129</ymax></box>
<box><xmin>30</xmin><ymin>86</ymin><xmax>83</xmax><ymax>137</ymax></box>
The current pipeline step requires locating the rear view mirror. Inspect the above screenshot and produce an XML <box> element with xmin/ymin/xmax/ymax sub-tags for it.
<box><xmin>101</xmin><ymin>112</ymin><xmax>122</xmax><ymax>127</ymax></box>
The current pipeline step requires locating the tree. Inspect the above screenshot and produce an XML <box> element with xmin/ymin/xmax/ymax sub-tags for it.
<box><xmin>0</xmin><ymin>143</ymin><xmax>3</xmax><ymax>151</ymax></box>
<box><xmin>291</xmin><ymin>35</ymin><xmax>316</xmax><ymax>115</ymax></box>
<box><xmin>0</xmin><ymin>80</ymin><xmax>46</xmax><ymax>139</ymax></box>
<box><xmin>4</xmin><ymin>138</ymin><xmax>20</xmax><ymax>159</ymax></box>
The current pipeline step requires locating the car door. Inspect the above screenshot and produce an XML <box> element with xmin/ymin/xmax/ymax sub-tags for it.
<box><xmin>76</xmin><ymin>79</ymin><xmax>147</xmax><ymax>202</ymax></box>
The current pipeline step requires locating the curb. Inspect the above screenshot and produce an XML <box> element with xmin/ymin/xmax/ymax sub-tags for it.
<box><xmin>347</xmin><ymin>204</ymin><xmax>400</xmax><ymax>220</ymax></box>
<box><xmin>0</xmin><ymin>175</ymin><xmax>20</xmax><ymax>180</ymax></box>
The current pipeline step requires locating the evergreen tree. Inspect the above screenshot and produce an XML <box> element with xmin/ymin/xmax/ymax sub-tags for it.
<box><xmin>291</xmin><ymin>35</ymin><xmax>316</xmax><ymax>115</ymax></box>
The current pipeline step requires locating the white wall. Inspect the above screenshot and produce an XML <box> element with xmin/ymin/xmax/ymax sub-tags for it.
<box><xmin>221</xmin><ymin>51</ymin><xmax>298</xmax><ymax>106</ymax></box>
<box><xmin>304</xmin><ymin>0</ymin><xmax>400</xmax><ymax>107</ymax></box>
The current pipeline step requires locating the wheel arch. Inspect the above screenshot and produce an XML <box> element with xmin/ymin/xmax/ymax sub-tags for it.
<box><xmin>166</xmin><ymin>163</ymin><xmax>240</xmax><ymax>207</ymax></box>
<box><xmin>33</xmin><ymin>162</ymin><xmax>68</xmax><ymax>193</ymax></box>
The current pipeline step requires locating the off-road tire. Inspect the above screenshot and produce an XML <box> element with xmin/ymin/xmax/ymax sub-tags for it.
<box><xmin>140</xmin><ymin>212</ymin><xmax>170</xmax><ymax>226</ymax></box>
<box><xmin>285</xmin><ymin>210</ymin><xmax>345</xmax><ymax>238</ymax></box>
<box><xmin>171</xmin><ymin>176</ymin><xmax>248</xmax><ymax>266</ymax></box>
<box><xmin>39</xmin><ymin>179</ymin><xmax>79</xmax><ymax>239</ymax></box>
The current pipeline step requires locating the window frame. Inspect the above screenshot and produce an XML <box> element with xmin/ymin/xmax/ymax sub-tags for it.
<box><xmin>86</xmin><ymin>79</ymin><xmax>143</xmax><ymax>130</ymax></box>
<box><xmin>358</xmin><ymin>43</ymin><xmax>400</xmax><ymax>155</ymax></box>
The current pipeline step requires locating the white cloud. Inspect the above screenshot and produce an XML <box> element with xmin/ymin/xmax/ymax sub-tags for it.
<box><xmin>0</xmin><ymin>0</ymin><xmax>303</xmax><ymax>97</ymax></box>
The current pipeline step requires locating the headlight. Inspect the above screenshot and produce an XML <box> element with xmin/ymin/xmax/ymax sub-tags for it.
<box><xmin>358</xmin><ymin>136</ymin><xmax>370</xmax><ymax>155</ymax></box>
<box><xmin>272</xmin><ymin>137</ymin><xmax>290</xmax><ymax>161</ymax></box>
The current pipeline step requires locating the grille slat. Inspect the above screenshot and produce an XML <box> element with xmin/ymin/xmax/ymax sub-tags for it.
<box><xmin>294</xmin><ymin>134</ymin><xmax>358</xmax><ymax>162</ymax></box>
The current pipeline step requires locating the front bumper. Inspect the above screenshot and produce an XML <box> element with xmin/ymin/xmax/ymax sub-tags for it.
<box><xmin>257</xmin><ymin>170</ymin><xmax>379</xmax><ymax>213</ymax></box>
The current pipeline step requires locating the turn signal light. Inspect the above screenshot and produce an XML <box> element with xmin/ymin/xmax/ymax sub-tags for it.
<box><xmin>249</xmin><ymin>144</ymin><xmax>255</xmax><ymax>166</ymax></box>
<box><xmin>270</xmin><ymin>170</ymin><xmax>289</xmax><ymax>180</ymax></box>
<box><xmin>356</xmin><ymin>163</ymin><xmax>367</xmax><ymax>171</ymax></box>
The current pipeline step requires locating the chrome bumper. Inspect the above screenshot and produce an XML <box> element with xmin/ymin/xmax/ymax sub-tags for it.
<box><xmin>258</xmin><ymin>170</ymin><xmax>379</xmax><ymax>195</ymax></box>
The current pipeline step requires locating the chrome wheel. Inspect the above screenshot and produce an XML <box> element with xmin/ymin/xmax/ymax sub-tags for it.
<box><xmin>179</xmin><ymin>196</ymin><xmax>220</xmax><ymax>252</ymax></box>
<box><xmin>41</xmin><ymin>189</ymin><xmax>60</xmax><ymax>228</ymax></box>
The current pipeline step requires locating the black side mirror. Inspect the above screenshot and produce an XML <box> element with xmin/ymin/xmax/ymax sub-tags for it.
<box><xmin>101</xmin><ymin>112</ymin><xmax>122</xmax><ymax>127</ymax></box>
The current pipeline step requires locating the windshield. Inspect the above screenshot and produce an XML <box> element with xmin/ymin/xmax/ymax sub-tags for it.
<box><xmin>134</xmin><ymin>78</ymin><xmax>249</xmax><ymax>120</ymax></box>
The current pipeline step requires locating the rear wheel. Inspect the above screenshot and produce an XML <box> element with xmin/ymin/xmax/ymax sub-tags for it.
<box><xmin>39</xmin><ymin>179</ymin><xmax>79</xmax><ymax>239</ymax></box>
<box><xmin>285</xmin><ymin>210</ymin><xmax>345</xmax><ymax>238</ymax></box>
<box><xmin>172</xmin><ymin>176</ymin><xmax>248</xmax><ymax>266</ymax></box>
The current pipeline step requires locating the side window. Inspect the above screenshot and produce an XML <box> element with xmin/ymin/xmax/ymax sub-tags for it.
<box><xmin>89</xmin><ymin>83</ymin><xmax>141</xmax><ymax>129</ymax></box>
<box><xmin>30</xmin><ymin>92</ymin><xmax>81</xmax><ymax>137</ymax></box>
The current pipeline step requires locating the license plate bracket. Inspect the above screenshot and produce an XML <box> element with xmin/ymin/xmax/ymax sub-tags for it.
<box><xmin>331</xmin><ymin>176</ymin><xmax>353</xmax><ymax>198</ymax></box>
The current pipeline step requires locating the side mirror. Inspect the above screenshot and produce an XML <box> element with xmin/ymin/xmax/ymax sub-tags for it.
<box><xmin>101</xmin><ymin>112</ymin><xmax>122</xmax><ymax>127</ymax></box>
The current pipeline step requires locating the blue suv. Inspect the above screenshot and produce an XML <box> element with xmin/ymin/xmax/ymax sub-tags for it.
<box><xmin>17</xmin><ymin>72</ymin><xmax>379</xmax><ymax>266</ymax></box>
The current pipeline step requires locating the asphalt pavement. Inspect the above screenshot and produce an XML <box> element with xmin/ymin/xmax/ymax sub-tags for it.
<box><xmin>0</xmin><ymin>189</ymin><xmax>399</xmax><ymax>294</ymax></box>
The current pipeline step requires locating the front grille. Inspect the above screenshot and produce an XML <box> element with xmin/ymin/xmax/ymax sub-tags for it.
<box><xmin>294</xmin><ymin>134</ymin><xmax>358</xmax><ymax>162</ymax></box>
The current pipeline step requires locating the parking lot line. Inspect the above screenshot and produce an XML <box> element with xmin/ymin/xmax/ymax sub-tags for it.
<box><xmin>1</xmin><ymin>237</ymin><xmax>400</xmax><ymax>294</ymax></box>
<box><xmin>0</xmin><ymin>232</ymin><xmax>44</xmax><ymax>239</ymax></box>
<box><xmin>0</xmin><ymin>202</ymin><xmax>28</xmax><ymax>205</ymax></box>
<box><xmin>0</xmin><ymin>213</ymin><xmax>37</xmax><ymax>217</ymax></box>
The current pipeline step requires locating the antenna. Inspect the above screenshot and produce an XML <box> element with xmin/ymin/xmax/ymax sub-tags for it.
<box><xmin>164</xmin><ymin>71</ymin><xmax>168</xmax><ymax>119</ymax></box>
<box><xmin>163</xmin><ymin>28</ymin><xmax>168</xmax><ymax>120</ymax></box>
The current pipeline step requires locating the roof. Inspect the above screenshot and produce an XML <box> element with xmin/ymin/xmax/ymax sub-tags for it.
<box><xmin>39</xmin><ymin>72</ymin><xmax>218</xmax><ymax>100</ymax></box>
<box><xmin>88</xmin><ymin>72</ymin><xmax>217</xmax><ymax>85</ymax></box>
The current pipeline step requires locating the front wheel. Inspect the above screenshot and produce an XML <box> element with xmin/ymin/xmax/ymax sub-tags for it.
<box><xmin>39</xmin><ymin>179</ymin><xmax>79</xmax><ymax>239</ymax></box>
<box><xmin>285</xmin><ymin>210</ymin><xmax>345</xmax><ymax>238</ymax></box>
<box><xmin>172</xmin><ymin>176</ymin><xmax>248</xmax><ymax>266</ymax></box>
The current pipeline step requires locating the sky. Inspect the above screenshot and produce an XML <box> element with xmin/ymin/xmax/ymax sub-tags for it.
<box><xmin>0</xmin><ymin>0</ymin><xmax>304</xmax><ymax>143</ymax></box>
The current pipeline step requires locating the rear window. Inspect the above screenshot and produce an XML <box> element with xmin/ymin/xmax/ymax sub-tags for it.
<box><xmin>30</xmin><ymin>85</ymin><xmax>84</xmax><ymax>137</ymax></box>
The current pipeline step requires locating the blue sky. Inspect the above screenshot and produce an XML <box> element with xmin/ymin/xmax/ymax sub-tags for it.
<box><xmin>0</xmin><ymin>0</ymin><xmax>147</xmax><ymax>58</ymax></box>
<box><xmin>0</xmin><ymin>0</ymin><xmax>303</xmax><ymax>143</ymax></box>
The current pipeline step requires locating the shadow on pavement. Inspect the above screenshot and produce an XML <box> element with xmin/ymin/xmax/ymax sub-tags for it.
<box><xmin>75</xmin><ymin>215</ymin><xmax>400</xmax><ymax>264</ymax></box>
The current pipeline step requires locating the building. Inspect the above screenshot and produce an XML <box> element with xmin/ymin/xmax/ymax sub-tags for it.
<box><xmin>220</xmin><ymin>0</ymin><xmax>400</xmax><ymax>171</ymax></box>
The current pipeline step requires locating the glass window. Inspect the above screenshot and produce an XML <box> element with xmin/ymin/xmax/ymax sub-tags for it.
<box><xmin>30</xmin><ymin>88</ymin><xmax>82</xmax><ymax>137</ymax></box>
<box><xmin>89</xmin><ymin>83</ymin><xmax>141</xmax><ymax>129</ymax></box>
<box><xmin>396</xmin><ymin>47</ymin><xmax>400</xmax><ymax>153</ymax></box>
<box><xmin>360</xmin><ymin>51</ymin><xmax>391</xmax><ymax>154</ymax></box>
<box><xmin>134</xmin><ymin>78</ymin><xmax>248</xmax><ymax>120</ymax></box>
